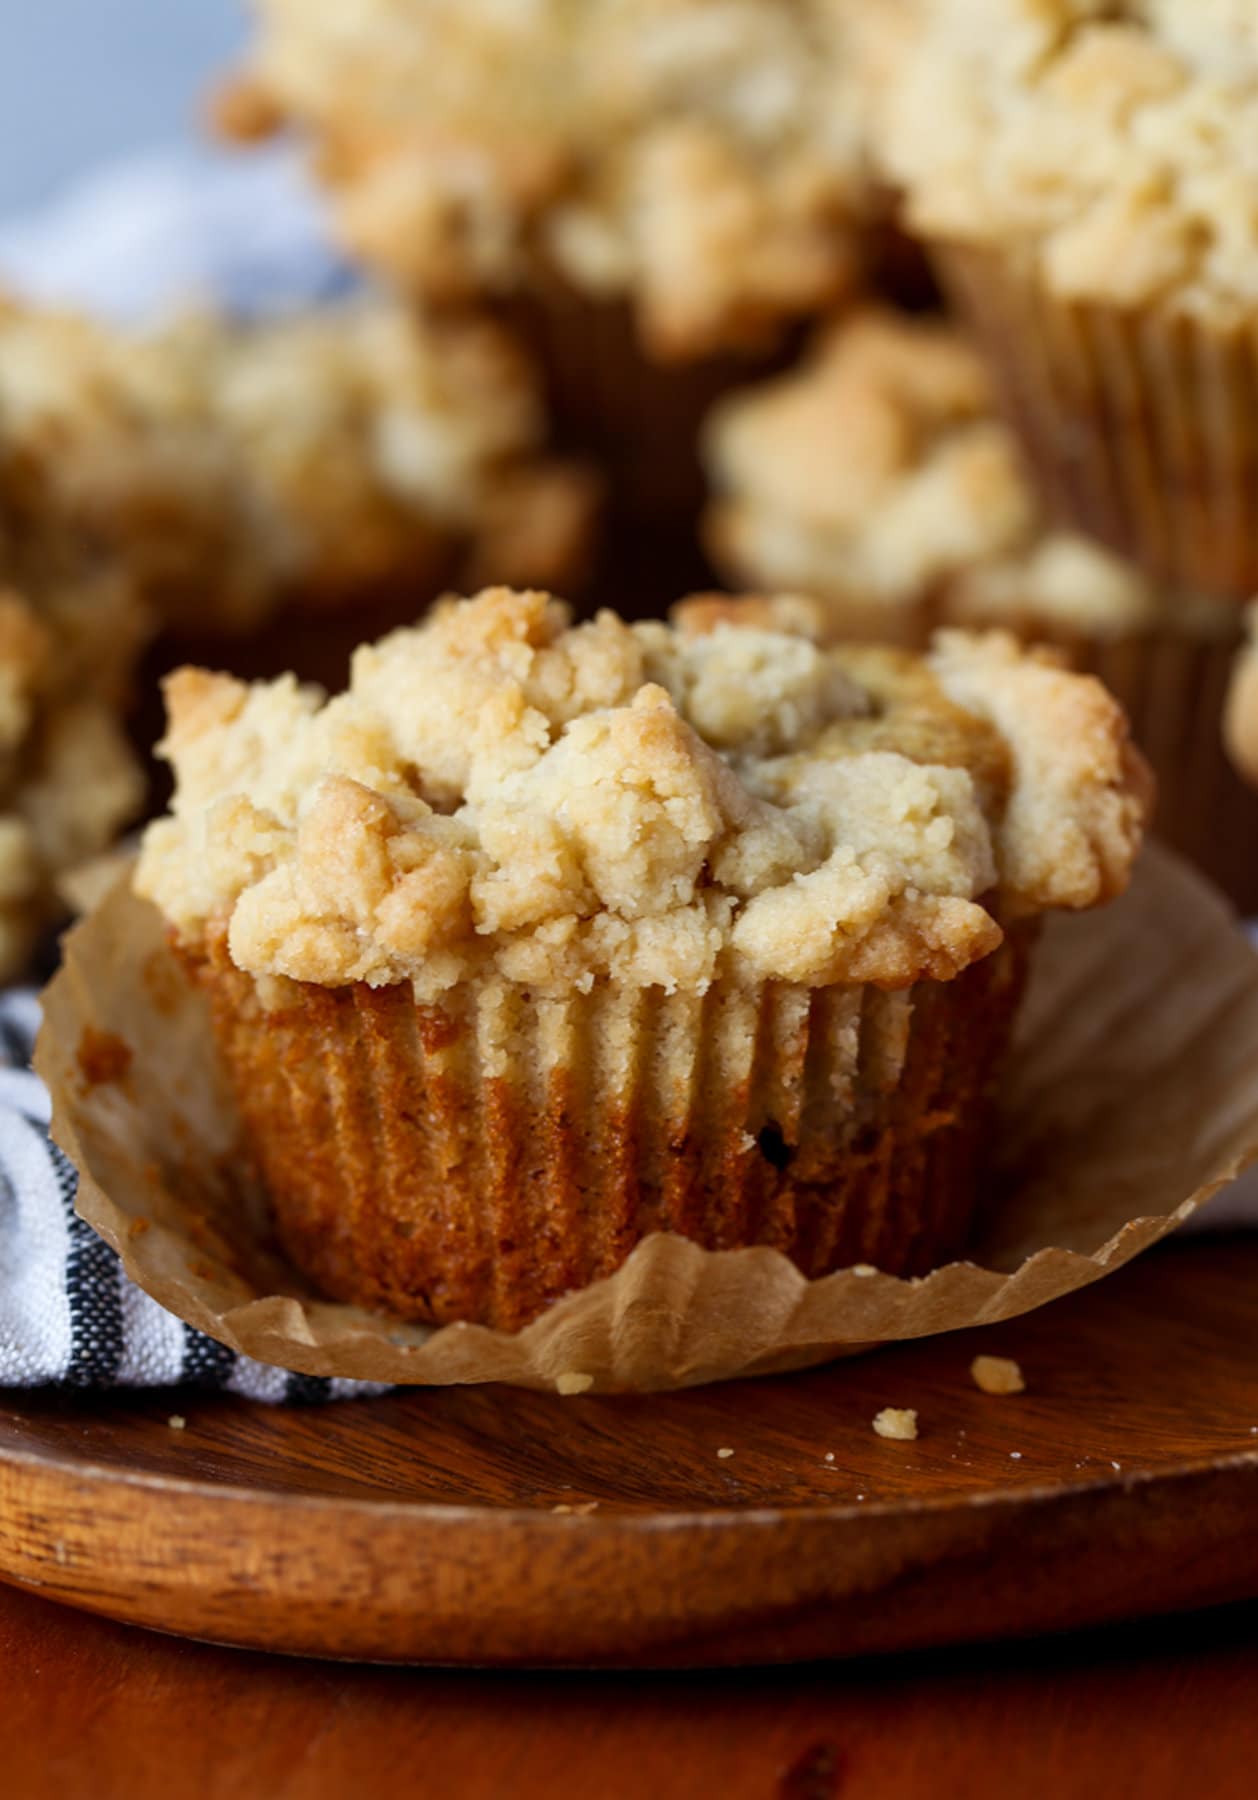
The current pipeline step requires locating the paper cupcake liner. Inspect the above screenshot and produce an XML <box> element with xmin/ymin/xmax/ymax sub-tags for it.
<box><xmin>185</xmin><ymin>925</ymin><xmax>1029</xmax><ymax>1331</ymax></box>
<box><xmin>34</xmin><ymin>844</ymin><xmax>1258</xmax><ymax>1391</ymax></box>
<box><xmin>1072</xmin><ymin>629</ymin><xmax>1258</xmax><ymax>913</ymax></box>
<box><xmin>936</xmin><ymin>245</ymin><xmax>1258</xmax><ymax>602</ymax></box>
<box><xmin>501</xmin><ymin>284</ymin><xmax>785</xmax><ymax>529</ymax></box>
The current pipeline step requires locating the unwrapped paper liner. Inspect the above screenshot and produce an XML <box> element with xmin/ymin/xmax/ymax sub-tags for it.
<box><xmin>36</xmin><ymin>843</ymin><xmax>1258</xmax><ymax>1392</ymax></box>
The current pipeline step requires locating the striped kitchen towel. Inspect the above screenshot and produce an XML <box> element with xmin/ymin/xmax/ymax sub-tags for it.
<box><xmin>0</xmin><ymin>991</ymin><xmax>384</xmax><ymax>1401</ymax></box>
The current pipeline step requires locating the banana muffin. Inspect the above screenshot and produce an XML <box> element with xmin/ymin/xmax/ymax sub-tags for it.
<box><xmin>135</xmin><ymin>586</ymin><xmax>1147</xmax><ymax>1330</ymax></box>
<box><xmin>217</xmin><ymin>1</ymin><xmax>909</xmax><ymax>517</ymax></box>
<box><xmin>874</xmin><ymin>0</ymin><xmax>1258</xmax><ymax>596</ymax></box>
<box><xmin>0</xmin><ymin>293</ymin><xmax>595</xmax><ymax>637</ymax></box>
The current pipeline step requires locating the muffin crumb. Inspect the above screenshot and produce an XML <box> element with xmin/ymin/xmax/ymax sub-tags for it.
<box><xmin>970</xmin><ymin>1354</ymin><xmax>1025</xmax><ymax>1396</ymax></box>
<box><xmin>873</xmin><ymin>1407</ymin><xmax>918</xmax><ymax>1441</ymax></box>
<box><xmin>717</xmin><ymin>1446</ymin><xmax>735</xmax><ymax>1460</ymax></box>
<box><xmin>167</xmin><ymin>1415</ymin><xmax>187</xmax><ymax>1431</ymax></box>
<box><xmin>555</xmin><ymin>1371</ymin><xmax>594</xmax><ymax>1396</ymax></box>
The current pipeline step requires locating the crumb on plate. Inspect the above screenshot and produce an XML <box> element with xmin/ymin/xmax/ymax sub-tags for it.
<box><xmin>971</xmin><ymin>1354</ymin><xmax>1025</xmax><ymax>1395</ymax></box>
<box><xmin>556</xmin><ymin>1371</ymin><xmax>594</xmax><ymax>1396</ymax></box>
<box><xmin>873</xmin><ymin>1407</ymin><xmax>918</xmax><ymax>1441</ymax></box>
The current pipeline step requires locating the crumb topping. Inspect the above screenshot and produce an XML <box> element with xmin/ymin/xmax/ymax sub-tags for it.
<box><xmin>136</xmin><ymin>587</ymin><xmax>1147</xmax><ymax>1000</ymax></box>
<box><xmin>704</xmin><ymin>308</ymin><xmax>1224</xmax><ymax>637</ymax></box>
<box><xmin>877</xmin><ymin>1</ymin><xmax>1258</xmax><ymax>313</ymax></box>
<box><xmin>0</xmin><ymin>294</ymin><xmax>590</xmax><ymax>633</ymax></box>
<box><xmin>229</xmin><ymin>0</ymin><xmax>897</xmax><ymax>357</ymax></box>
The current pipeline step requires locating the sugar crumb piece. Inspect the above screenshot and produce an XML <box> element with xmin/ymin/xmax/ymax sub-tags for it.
<box><xmin>873</xmin><ymin>1407</ymin><xmax>918</xmax><ymax>1442</ymax></box>
<box><xmin>1009</xmin><ymin>1451</ymin><xmax>1022</xmax><ymax>1460</ymax></box>
<box><xmin>552</xmin><ymin>1500</ymin><xmax>599</xmax><ymax>1515</ymax></box>
<box><xmin>167</xmin><ymin>1414</ymin><xmax>187</xmax><ymax>1431</ymax></box>
<box><xmin>556</xmin><ymin>1371</ymin><xmax>594</xmax><ymax>1396</ymax></box>
<box><xmin>850</xmin><ymin>1264</ymin><xmax>878</xmax><ymax>1278</ymax></box>
<box><xmin>971</xmin><ymin>1354</ymin><xmax>1025</xmax><ymax>1395</ymax></box>
<box><xmin>823</xmin><ymin>1452</ymin><xmax>836</xmax><ymax>1463</ymax></box>
<box><xmin>1111</xmin><ymin>1460</ymin><xmax>1122</xmax><ymax>1471</ymax></box>
<box><xmin>717</xmin><ymin>1446</ymin><xmax>735</xmax><ymax>1459</ymax></box>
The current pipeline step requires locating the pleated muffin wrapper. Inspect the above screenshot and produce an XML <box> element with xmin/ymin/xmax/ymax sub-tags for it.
<box><xmin>935</xmin><ymin>244</ymin><xmax>1258</xmax><ymax>603</ymax></box>
<box><xmin>502</xmin><ymin>281</ymin><xmax>788</xmax><ymax>533</ymax></box>
<box><xmin>36</xmin><ymin>843</ymin><xmax>1258</xmax><ymax>1393</ymax></box>
<box><xmin>181</xmin><ymin>920</ymin><xmax>1030</xmax><ymax>1333</ymax></box>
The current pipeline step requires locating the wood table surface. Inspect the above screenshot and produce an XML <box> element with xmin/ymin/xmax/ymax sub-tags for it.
<box><xmin>4</xmin><ymin>1574</ymin><xmax>1258</xmax><ymax>1800</ymax></box>
<box><xmin>7</xmin><ymin>1235</ymin><xmax>1258</xmax><ymax>1794</ymax></box>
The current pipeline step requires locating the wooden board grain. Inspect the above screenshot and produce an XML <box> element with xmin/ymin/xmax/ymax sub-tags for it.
<box><xmin>2</xmin><ymin>1234</ymin><xmax>1257</xmax><ymax>1669</ymax></box>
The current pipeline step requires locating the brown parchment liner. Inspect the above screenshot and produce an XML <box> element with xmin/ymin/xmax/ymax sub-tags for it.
<box><xmin>35</xmin><ymin>843</ymin><xmax>1258</xmax><ymax>1393</ymax></box>
<box><xmin>935</xmin><ymin>244</ymin><xmax>1258</xmax><ymax>603</ymax></box>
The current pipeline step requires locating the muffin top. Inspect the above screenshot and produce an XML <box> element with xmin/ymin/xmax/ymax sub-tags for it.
<box><xmin>0</xmin><ymin>295</ymin><xmax>592</xmax><ymax>632</ymax></box>
<box><xmin>227</xmin><ymin>0</ymin><xmax>897</xmax><ymax>358</ymax></box>
<box><xmin>704</xmin><ymin>308</ymin><xmax>1225</xmax><ymax>637</ymax></box>
<box><xmin>136</xmin><ymin>586</ymin><xmax>1148</xmax><ymax>1001</ymax></box>
<box><xmin>877</xmin><ymin>0</ymin><xmax>1258</xmax><ymax>312</ymax></box>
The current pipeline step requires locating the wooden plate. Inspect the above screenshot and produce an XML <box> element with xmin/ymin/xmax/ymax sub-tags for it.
<box><xmin>2</xmin><ymin>1235</ymin><xmax>1258</xmax><ymax>1668</ymax></box>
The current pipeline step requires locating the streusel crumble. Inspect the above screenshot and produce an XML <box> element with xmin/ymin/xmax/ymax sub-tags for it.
<box><xmin>138</xmin><ymin>586</ymin><xmax>1147</xmax><ymax>1001</ymax></box>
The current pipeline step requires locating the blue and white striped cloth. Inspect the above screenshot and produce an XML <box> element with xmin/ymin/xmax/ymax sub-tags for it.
<box><xmin>0</xmin><ymin>991</ymin><xmax>383</xmax><ymax>1401</ymax></box>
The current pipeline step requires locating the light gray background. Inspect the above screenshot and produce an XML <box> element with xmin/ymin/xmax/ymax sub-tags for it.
<box><xmin>0</xmin><ymin>2</ymin><xmax>244</xmax><ymax>215</ymax></box>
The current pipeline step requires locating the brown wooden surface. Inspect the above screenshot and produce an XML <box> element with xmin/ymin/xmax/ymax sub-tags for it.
<box><xmin>3</xmin><ymin>1235</ymin><xmax>1258</xmax><ymax>1670</ymax></box>
<box><xmin>4</xmin><ymin>1546</ymin><xmax>1258</xmax><ymax>1798</ymax></box>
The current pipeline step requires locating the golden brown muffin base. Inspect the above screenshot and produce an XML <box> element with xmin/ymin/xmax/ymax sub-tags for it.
<box><xmin>937</xmin><ymin>244</ymin><xmax>1258</xmax><ymax>603</ymax></box>
<box><xmin>187</xmin><ymin>926</ymin><xmax>1031</xmax><ymax>1331</ymax></box>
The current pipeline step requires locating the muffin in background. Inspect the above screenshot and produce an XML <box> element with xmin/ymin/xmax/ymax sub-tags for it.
<box><xmin>1224</xmin><ymin>607</ymin><xmax>1258</xmax><ymax>793</ymax></box>
<box><xmin>703</xmin><ymin>307</ymin><xmax>1258</xmax><ymax>906</ymax></box>
<box><xmin>0</xmin><ymin>589</ymin><xmax>144</xmax><ymax>980</ymax></box>
<box><xmin>874</xmin><ymin>0</ymin><xmax>1258</xmax><ymax>599</ymax></box>
<box><xmin>0</xmin><ymin>293</ymin><xmax>597</xmax><ymax>640</ymax></box>
<box><xmin>217</xmin><ymin>0</ymin><xmax>912</xmax><ymax>518</ymax></box>
<box><xmin>136</xmin><ymin>585</ymin><xmax>1147</xmax><ymax>1330</ymax></box>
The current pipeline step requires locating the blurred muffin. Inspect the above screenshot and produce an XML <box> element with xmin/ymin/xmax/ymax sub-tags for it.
<box><xmin>136</xmin><ymin>586</ymin><xmax>1147</xmax><ymax>1330</ymax></box>
<box><xmin>0</xmin><ymin>589</ymin><xmax>143</xmax><ymax>979</ymax></box>
<box><xmin>1224</xmin><ymin>608</ymin><xmax>1258</xmax><ymax>790</ymax></box>
<box><xmin>219</xmin><ymin>1</ymin><xmax>908</xmax><ymax>517</ymax></box>
<box><xmin>703</xmin><ymin>307</ymin><xmax>1258</xmax><ymax>903</ymax></box>
<box><xmin>0</xmin><ymin>293</ymin><xmax>596</xmax><ymax>639</ymax></box>
<box><xmin>874</xmin><ymin>0</ymin><xmax>1258</xmax><ymax>597</ymax></box>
